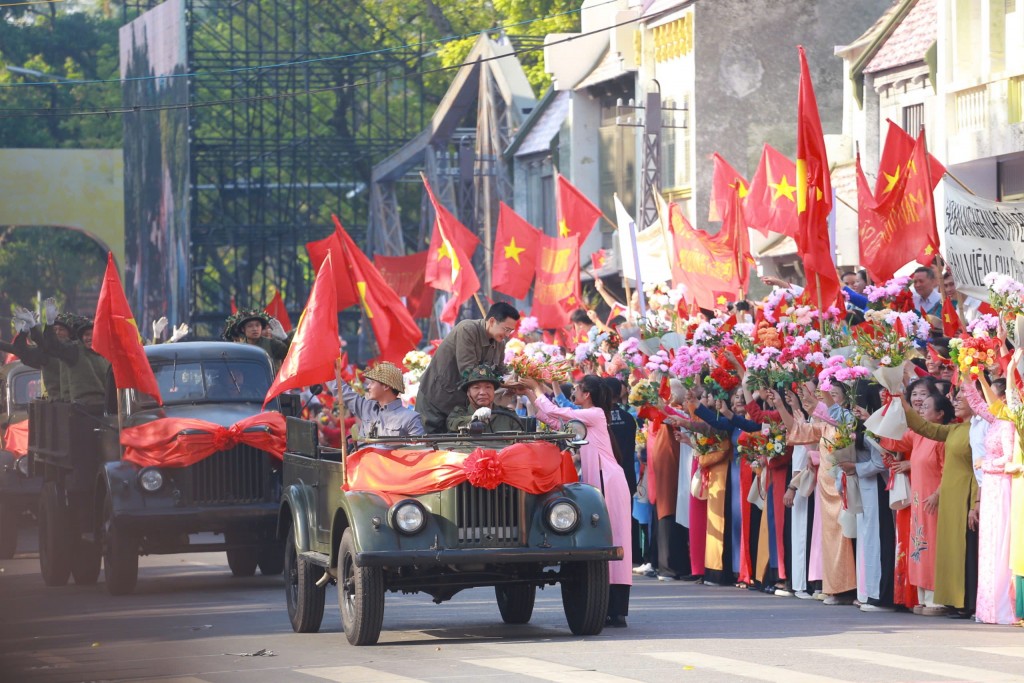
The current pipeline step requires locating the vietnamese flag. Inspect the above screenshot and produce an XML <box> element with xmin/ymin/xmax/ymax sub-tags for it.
<box><xmin>331</xmin><ymin>216</ymin><xmax>423</xmax><ymax>364</ymax></box>
<box><xmin>665</xmin><ymin>202</ymin><xmax>741</xmax><ymax>310</ymax></box>
<box><xmin>942</xmin><ymin>296</ymin><xmax>964</xmax><ymax>337</ymax></box>
<box><xmin>92</xmin><ymin>252</ymin><xmax>163</xmax><ymax>405</ymax></box>
<box><xmin>264</xmin><ymin>290</ymin><xmax>292</xmax><ymax>332</ymax></box>
<box><xmin>795</xmin><ymin>46</ymin><xmax>839</xmax><ymax>307</ymax></box>
<box><xmin>422</xmin><ymin>173</ymin><xmax>481</xmax><ymax>324</ymax></box>
<box><xmin>492</xmin><ymin>202</ymin><xmax>541</xmax><ymax>300</ymax></box>
<box><xmin>556</xmin><ymin>174</ymin><xmax>602</xmax><ymax>242</ymax></box>
<box><xmin>374</xmin><ymin>251</ymin><xmax>433</xmax><ymax>319</ymax></box>
<box><xmin>307</xmin><ymin>229</ymin><xmax>360</xmax><ymax>309</ymax></box>
<box><xmin>264</xmin><ymin>251</ymin><xmax>340</xmax><ymax>407</ymax></box>
<box><xmin>874</xmin><ymin>119</ymin><xmax>945</xmax><ymax>201</ymax></box>
<box><xmin>744</xmin><ymin>144</ymin><xmax>798</xmax><ymax>238</ymax></box>
<box><xmin>532</xmin><ymin>233</ymin><xmax>580</xmax><ymax>329</ymax></box>
<box><xmin>590</xmin><ymin>248</ymin><xmax>608</xmax><ymax>272</ymax></box>
<box><xmin>710</xmin><ymin>153</ymin><xmax>754</xmax><ymax>293</ymax></box>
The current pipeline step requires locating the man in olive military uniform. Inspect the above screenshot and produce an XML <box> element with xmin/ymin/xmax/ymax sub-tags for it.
<box><xmin>8</xmin><ymin>305</ymin><xmax>76</xmax><ymax>401</ymax></box>
<box><xmin>222</xmin><ymin>309</ymin><xmax>289</xmax><ymax>372</ymax></box>
<box><xmin>42</xmin><ymin>313</ymin><xmax>110</xmax><ymax>408</ymax></box>
<box><xmin>447</xmin><ymin>364</ymin><xmax>525</xmax><ymax>433</ymax></box>
<box><xmin>416</xmin><ymin>302</ymin><xmax>520</xmax><ymax>433</ymax></box>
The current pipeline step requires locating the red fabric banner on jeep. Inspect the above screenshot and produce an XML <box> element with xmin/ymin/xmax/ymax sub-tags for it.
<box><xmin>119</xmin><ymin>412</ymin><xmax>287</xmax><ymax>467</ymax></box>
<box><xmin>3</xmin><ymin>420</ymin><xmax>29</xmax><ymax>457</ymax></box>
<box><xmin>343</xmin><ymin>441</ymin><xmax>578</xmax><ymax>500</ymax></box>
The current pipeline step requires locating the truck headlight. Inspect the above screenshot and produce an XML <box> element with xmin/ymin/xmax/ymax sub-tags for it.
<box><xmin>545</xmin><ymin>499</ymin><xmax>580</xmax><ymax>534</ymax></box>
<box><xmin>15</xmin><ymin>456</ymin><xmax>30</xmax><ymax>477</ymax></box>
<box><xmin>138</xmin><ymin>467</ymin><xmax>164</xmax><ymax>493</ymax></box>
<box><xmin>390</xmin><ymin>500</ymin><xmax>426</xmax><ymax>535</ymax></box>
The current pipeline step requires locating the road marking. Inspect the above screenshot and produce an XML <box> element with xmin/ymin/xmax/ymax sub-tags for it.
<box><xmin>811</xmin><ymin>648</ymin><xmax>1024</xmax><ymax>683</ymax></box>
<box><xmin>296</xmin><ymin>666</ymin><xmax>426</xmax><ymax>682</ymax></box>
<box><xmin>466</xmin><ymin>657</ymin><xmax>645</xmax><ymax>682</ymax></box>
<box><xmin>967</xmin><ymin>647</ymin><xmax>1024</xmax><ymax>659</ymax></box>
<box><xmin>646</xmin><ymin>652</ymin><xmax>849</xmax><ymax>683</ymax></box>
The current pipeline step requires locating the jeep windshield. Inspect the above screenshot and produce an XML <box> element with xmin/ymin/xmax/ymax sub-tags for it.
<box><xmin>134</xmin><ymin>359</ymin><xmax>273</xmax><ymax>408</ymax></box>
<box><xmin>10</xmin><ymin>371</ymin><xmax>42</xmax><ymax>409</ymax></box>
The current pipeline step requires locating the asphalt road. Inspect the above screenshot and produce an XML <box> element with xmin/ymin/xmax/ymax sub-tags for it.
<box><xmin>3</xmin><ymin>522</ymin><xmax>1024</xmax><ymax>683</ymax></box>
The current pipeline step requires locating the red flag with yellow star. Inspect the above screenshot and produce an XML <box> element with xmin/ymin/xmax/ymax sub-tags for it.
<box><xmin>92</xmin><ymin>252</ymin><xmax>163</xmax><ymax>405</ymax></box>
<box><xmin>795</xmin><ymin>46</ymin><xmax>839</xmax><ymax>307</ymax></box>
<box><xmin>710</xmin><ymin>153</ymin><xmax>754</xmax><ymax>293</ymax></box>
<box><xmin>492</xmin><ymin>202</ymin><xmax>541</xmax><ymax>300</ymax></box>
<box><xmin>942</xmin><ymin>296</ymin><xmax>964</xmax><ymax>337</ymax></box>
<box><xmin>744</xmin><ymin>144</ymin><xmax>798</xmax><ymax>238</ymax></box>
<box><xmin>665</xmin><ymin>201</ymin><xmax>741</xmax><ymax>310</ymax></box>
<box><xmin>421</xmin><ymin>174</ymin><xmax>481</xmax><ymax>325</ymax></box>
<box><xmin>532</xmin><ymin>233</ymin><xmax>580</xmax><ymax>329</ymax></box>
<box><xmin>556</xmin><ymin>174</ymin><xmax>602</xmax><ymax>242</ymax></box>
<box><xmin>264</xmin><ymin>251</ymin><xmax>339</xmax><ymax>407</ymax></box>
<box><xmin>331</xmin><ymin>216</ymin><xmax>422</xmax><ymax>363</ymax></box>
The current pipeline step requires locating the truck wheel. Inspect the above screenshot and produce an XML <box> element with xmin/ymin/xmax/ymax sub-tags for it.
<box><xmin>39</xmin><ymin>482</ymin><xmax>71</xmax><ymax>586</ymax></box>
<box><xmin>257</xmin><ymin>539</ymin><xmax>285</xmax><ymax>576</ymax></box>
<box><xmin>0</xmin><ymin>503</ymin><xmax>18</xmax><ymax>559</ymax></box>
<box><xmin>103</xmin><ymin>495</ymin><xmax>138</xmax><ymax>595</ymax></box>
<box><xmin>284</xmin><ymin>526</ymin><xmax>325</xmax><ymax>633</ymax></box>
<box><xmin>495</xmin><ymin>583</ymin><xmax>536</xmax><ymax>624</ymax></box>
<box><xmin>71</xmin><ymin>538</ymin><xmax>102</xmax><ymax>586</ymax></box>
<box><xmin>338</xmin><ymin>528</ymin><xmax>384</xmax><ymax>646</ymax></box>
<box><xmin>227</xmin><ymin>548</ymin><xmax>259</xmax><ymax>577</ymax></box>
<box><xmin>560</xmin><ymin>560</ymin><xmax>609</xmax><ymax>636</ymax></box>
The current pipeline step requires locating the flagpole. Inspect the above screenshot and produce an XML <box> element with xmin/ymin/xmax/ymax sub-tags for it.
<box><xmin>629</xmin><ymin>221</ymin><xmax>647</xmax><ymax>320</ymax></box>
<box><xmin>472</xmin><ymin>293</ymin><xmax>488</xmax><ymax>318</ymax></box>
<box><xmin>335</xmin><ymin>357</ymin><xmax>348</xmax><ymax>487</ymax></box>
<box><xmin>622</xmin><ymin>277</ymin><xmax>634</xmax><ymax>324</ymax></box>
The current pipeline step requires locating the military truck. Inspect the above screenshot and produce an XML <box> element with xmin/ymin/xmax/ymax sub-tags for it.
<box><xmin>278</xmin><ymin>419</ymin><xmax>622</xmax><ymax>645</ymax></box>
<box><xmin>31</xmin><ymin>341</ymin><xmax>297</xmax><ymax>594</ymax></box>
<box><xmin>0</xmin><ymin>362</ymin><xmax>43</xmax><ymax>558</ymax></box>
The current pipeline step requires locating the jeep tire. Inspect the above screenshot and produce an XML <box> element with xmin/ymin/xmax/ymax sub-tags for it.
<box><xmin>71</xmin><ymin>537</ymin><xmax>102</xmax><ymax>586</ymax></box>
<box><xmin>39</xmin><ymin>482</ymin><xmax>71</xmax><ymax>586</ymax></box>
<box><xmin>226</xmin><ymin>547</ymin><xmax>259</xmax><ymax>577</ymax></box>
<box><xmin>0</xmin><ymin>503</ymin><xmax>17</xmax><ymax>559</ymax></box>
<box><xmin>284</xmin><ymin>526</ymin><xmax>325</xmax><ymax>633</ymax></box>
<box><xmin>257</xmin><ymin>539</ymin><xmax>285</xmax><ymax>576</ymax></box>
<box><xmin>560</xmin><ymin>560</ymin><xmax>608</xmax><ymax>636</ymax></box>
<box><xmin>495</xmin><ymin>583</ymin><xmax>536</xmax><ymax>624</ymax></box>
<box><xmin>103</xmin><ymin>494</ymin><xmax>138</xmax><ymax>595</ymax></box>
<box><xmin>338</xmin><ymin>527</ymin><xmax>384</xmax><ymax>646</ymax></box>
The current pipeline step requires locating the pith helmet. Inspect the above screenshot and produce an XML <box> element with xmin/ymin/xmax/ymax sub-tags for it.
<box><xmin>365</xmin><ymin>361</ymin><xmax>404</xmax><ymax>394</ymax></box>
<box><xmin>459</xmin><ymin>364</ymin><xmax>503</xmax><ymax>392</ymax></box>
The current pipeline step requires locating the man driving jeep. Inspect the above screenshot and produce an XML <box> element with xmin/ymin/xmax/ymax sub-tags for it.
<box><xmin>447</xmin><ymin>364</ymin><xmax>525</xmax><ymax>433</ymax></box>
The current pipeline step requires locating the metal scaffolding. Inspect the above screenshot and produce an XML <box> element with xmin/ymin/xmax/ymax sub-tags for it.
<box><xmin>123</xmin><ymin>0</ymin><xmax>428</xmax><ymax>337</ymax></box>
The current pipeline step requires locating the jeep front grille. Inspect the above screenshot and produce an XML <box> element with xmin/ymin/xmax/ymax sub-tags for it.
<box><xmin>455</xmin><ymin>483</ymin><xmax>523</xmax><ymax>547</ymax></box>
<box><xmin>190</xmin><ymin>445</ymin><xmax>268</xmax><ymax>504</ymax></box>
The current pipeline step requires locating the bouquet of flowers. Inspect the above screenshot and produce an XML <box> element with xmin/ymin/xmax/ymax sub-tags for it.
<box><xmin>817</xmin><ymin>356</ymin><xmax>872</xmax><ymax>392</ymax></box>
<box><xmin>517</xmin><ymin>315</ymin><xmax>540</xmax><ymax>337</ymax></box>
<box><xmin>692</xmin><ymin>318</ymin><xmax>733</xmax><ymax>350</ymax></box>
<box><xmin>732</xmin><ymin>321</ymin><xmax>758</xmax><ymax>355</ymax></box>
<box><xmin>762</xmin><ymin>288</ymin><xmax>797</xmax><ymax>324</ymax></box>
<box><xmin>645</xmin><ymin>348</ymin><xmax>672</xmax><ymax>375</ymax></box>
<box><xmin>778</xmin><ymin>334</ymin><xmax>828</xmax><ymax>384</ymax></box>
<box><xmin>669</xmin><ymin>345</ymin><xmax>715</xmax><ymax>387</ymax></box>
<box><xmin>628</xmin><ymin>378</ymin><xmax>660</xmax><ymax>408</ymax></box>
<box><xmin>403</xmin><ymin>350</ymin><xmax>431</xmax><ymax>374</ymax></box>
<box><xmin>691</xmin><ymin>430</ymin><xmax>730</xmax><ymax>456</ymax></box>
<box><xmin>984</xmin><ymin>272</ymin><xmax>1024</xmax><ymax>320</ymax></box>
<box><xmin>743</xmin><ymin>347</ymin><xmax>793</xmax><ymax>392</ymax></box>
<box><xmin>863</xmin><ymin>275</ymin><xmax>914</xmax><ymax>312</ymax></box>
<box><xmin>735</xmin><ymin>422</ymin><xmax>787</xmax><ymax>464</ymax></box>
<box><xmin>703</xmin><ymin>367</ymin><xmax>740</xmax><ymax>401</ymax></box>
<box><xmin>948</xmin><ymin>336</ymin><xmax>1001</xmax><ymax>378</ymax></box>
<box><xmin>505</xmin><ymin>352</ymin><xmax>572</xmax><ymax>384</ymax></box>
<box><xmin>503</xmin><ymin>337</ymin><xmax>526</xmax><ymax>364</ymax></box>
<box><xmin>855</xmin><ymin>310</ymin><xmax>929</xmax><ymax>368</ymax></box>
<box><xmin>966</xmin><ymin>313</ymin><xmax>1001</xmax><ymax>338</ymax></box>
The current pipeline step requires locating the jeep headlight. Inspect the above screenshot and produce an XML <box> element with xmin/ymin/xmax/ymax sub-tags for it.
<box><xmin>390</xmin><ymin>500</ymin><xmax>426</xmax><ymax>535</ymax></box>
<box><xmin>15</xmin><ymin>456</ymin><xmax>30</xmax><ymax>477</ymax></box>
<box><xmin>138</xmin><ymin>467</ymin><xmax>164</xmax><ymax>493</ymax></box>
<box><xmin>545</xmin><ymin>499</ymin><xmax>580</xmax><ymax>534</ymax></box>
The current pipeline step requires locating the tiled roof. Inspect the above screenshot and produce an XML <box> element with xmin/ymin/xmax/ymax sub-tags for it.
<box><xmin>575</xmin><ymin>48</ymin><xmax>632</xmax><ymax>90</ymax></box>
<box><xmin>864</xmin><ymin>0</ymin><xmax>936</xmax><ymax>74</ymax></box>
<box><xmin>514</xmin><ymin>90</ymin><xmax>571</xmax><ymax>158</ymax></box>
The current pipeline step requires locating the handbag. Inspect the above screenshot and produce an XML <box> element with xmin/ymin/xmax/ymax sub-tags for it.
<box><xmin>690</xmin><ymin>466</ymin><xmax>708</xmax><ymax>501</ymax></box>
<box><xmin>889</xmin><ymin>471</ymin><xmax>911</xmax><ymax>510</ymax></box>
<box><xmin>747</xmin><ymin>472</ymin><xmax>765</xmax><ymax>510</ymax></box>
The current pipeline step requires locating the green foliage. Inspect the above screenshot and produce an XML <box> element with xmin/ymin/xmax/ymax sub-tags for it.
<box><xmin>0</xmin><ymin>226</ymin><xmax>107</xmax><ymax>329</ymax></box>
<box><xmin>0</xmin><ymin>4</ymin><xmax>123</xmax><ymax>148</ymax></box>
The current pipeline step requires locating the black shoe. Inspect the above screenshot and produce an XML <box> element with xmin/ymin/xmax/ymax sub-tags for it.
<box><xmin>679</xmin><ymin>574</ymin><xmax>703</xmax><ymax>582</ymax></box>
<box><xmin>605</xmin><ymin>615</ymin><xmax>628</xmax><ymax>628</ymax></box>
<box><xmin>947</xmin><ymin>609</ymin><xmax>974</xmax><ymax>620</ymax></box>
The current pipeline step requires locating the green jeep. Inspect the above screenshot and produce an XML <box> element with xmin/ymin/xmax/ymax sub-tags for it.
<box><xmin>278</xmin><ymin>419</ymin><xmax>622</xmax><ymax>645</ymax></box>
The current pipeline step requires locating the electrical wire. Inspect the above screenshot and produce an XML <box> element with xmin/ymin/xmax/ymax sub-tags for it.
<box><xmin>0</xmin><ymin>9</ymin><xmax>646</xmax><ymax>120</ymax></box>
<box><xmin>0</xmin><ymin>0</ymin><xmax>621</xmax><ymax>89</ymax></box>
<box><xmin>0</xmin><ymin>0</ymin><xmax>65</xmax><ymax>7</ymax></box>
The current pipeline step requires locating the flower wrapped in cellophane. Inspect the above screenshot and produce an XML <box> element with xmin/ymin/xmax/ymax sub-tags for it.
<box><xmin>504</xmin><ymin>350</ymin><xmax>572</xmax><ymax>384</ymax></box>
<box><xmin>948</xmin><ymin>336</ymin><xmax>1001</xmax><ymax>379</ymax></box>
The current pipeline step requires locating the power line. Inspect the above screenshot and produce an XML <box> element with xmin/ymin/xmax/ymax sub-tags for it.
<box><xmin>0</xmin><ymin>0</ymin><xmax>620</xmax><ymax>89</ymax></box>
<box><xmin>0</xmin><ymin>10</ymin><xmax>645</xmax><ymax>120</ymax></box>
<box><xmin>0</xmin><ymin>0</ymin><xmax>65</xmax><ymax>7</ymax></box>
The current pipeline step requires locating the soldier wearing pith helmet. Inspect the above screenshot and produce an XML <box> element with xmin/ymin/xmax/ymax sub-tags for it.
<box><xmin>339</xmin><ymin>361</ymin><xmax>423</xmax><ymax>442</ymax></box>
<box><xmin>447</xmin><ymin>364</ymin><xmax>525</xmax><ymax>433</ymax></box>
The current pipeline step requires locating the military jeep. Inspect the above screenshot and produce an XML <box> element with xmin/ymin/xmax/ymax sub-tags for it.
<box><xmin>278</xmin><ymin>419</ymin><xmax>622</xmax><ymax>645</ymax></box>
<box><xmin>31</xmin><ymin>341</ymin><xmax>296</xmax><ymax>594</ymax></box>
<box><xmin>0</xmin><ymin>362</ymin><xmax>42</xmax><ymax>558</ymax></box>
